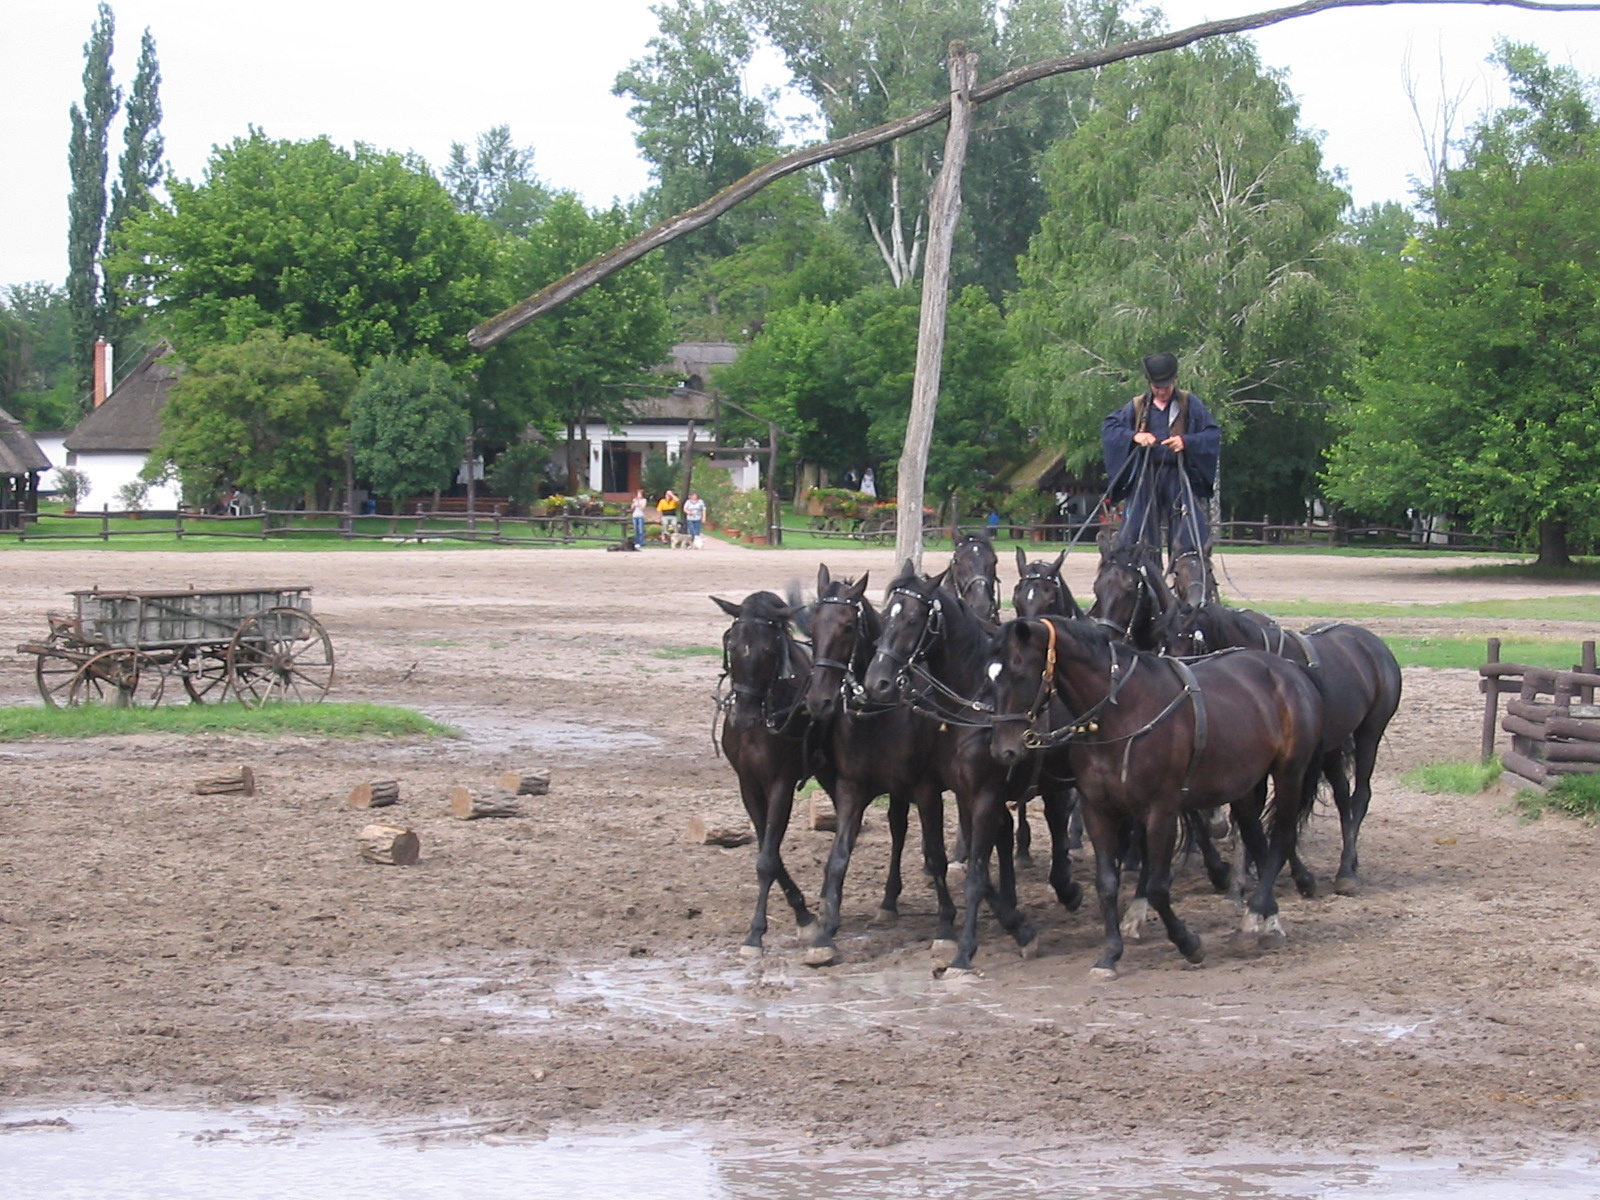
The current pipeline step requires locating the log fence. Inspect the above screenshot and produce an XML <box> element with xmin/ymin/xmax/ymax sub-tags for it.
<box><xmin>1480</xmin><ymin>639</ymin><xmax>1600</xmax><ymax>789</ymax></box>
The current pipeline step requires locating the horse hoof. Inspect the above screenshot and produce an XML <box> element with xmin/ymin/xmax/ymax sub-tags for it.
<box><xmin>1334</xmin><ymin>875</ymin><xmax>1362</xmax><ymax>896</ymax></box>
<box><xmin>930</xmin><ymin>939</ymin><xmax>958</xmax><ymax>966</ymax></box>
<box><xmin>1060</xmin><ymin>883</ymin><xmax>1084</xmax><ymax>913</ymax></box>
<box><xmin>1258</xmin><ymin>914</ymin><xmax>1288</xmax><ymax>948</ymax></box>
<box><xmin>1296</xmin><ymin>878</ymin><xmax>1319</xmax><ymax>899</ymax></box>
<box><xmin>802</xmin><ymin>945</ymin><xmax>838</xmax><ymax>968</ymax></box>
<box><xmin>1088</xmin><ymin>965</ymin><xmax>1118</xmax><ymax>981</ymax></box>
<box><xmin>872</xmin><ymin>907</ymin><xmax>898</xmax><ymax>925</ymax></box>
<box><xmin>935</xmin><ymin>965</ymin><xmax>983</xmax><ymax>981</ymax></box>
<box><xmin>738</xmin><ymin>943</ymin><xmax>764</xmax><ymax>959</ymax></box>
<box><xmin>1019</xmin><ymin>934</ymin><xmax>1040</xmax><ymax>960</ymax></box>
<box><xmin>1016</xmin><ymin>853</ymin><xmax>1034</xmax><ymax>869</ymax></box>
<box><xmin>1183</xmin><ymin>942</ymin><xmax>1206</xmax><ymax>965</ymax></box>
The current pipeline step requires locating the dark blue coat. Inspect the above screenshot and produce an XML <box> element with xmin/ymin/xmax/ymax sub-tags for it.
<box><xmin>1101</xmin><ymin>390</ymin><xmax>1220</xmax><ymax>501</ymax></box>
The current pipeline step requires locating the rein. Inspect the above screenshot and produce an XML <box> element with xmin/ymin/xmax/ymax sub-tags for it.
<box><xmin>879</xmin><ymin>585</ymin><xmax>995</xmax><ymax>726</ymax></box>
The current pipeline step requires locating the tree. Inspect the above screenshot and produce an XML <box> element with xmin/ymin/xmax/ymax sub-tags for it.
<box><xmin>149</xmin><ymin>329</ymin><xmax>357</xmax><ymax>506</ymax></box>
<box><xmin>0</xmin><ymin>284</ymin><xmax>78</xmax><ymax>429</ymax></box>
<box><xmin>1006</xmin><ymin>36</ymin><xmax>1357</xmax><ymax>523</ymax></box>
<box><xmin>103</xmin><ymin>25</ymin><xmax>163</xmax><ymax>345</ymax></box>
<box><xmin>615</xmin><ymin>0</ymin><xmax>784</xmax><ymax>294</ymax></box>
<box><xmin>1324</xmin><ymin>44</ymin><xmax>1600</xmax><ymax>565</ymax></box>
<box><xmin>442</xmin><ymin>125</ymin><xmax>550</xmax><ymax>237</ymax></box>
<box><xmin>479</xmin><ymin>195</ymin><xmax>671</xmax><ymax>491</ymax></box>
<box><xmin>66</xmin><ymin>2</ymin><xmax>120</xmax><ymax>394</ymax></box>
<box><xmin>113</xmin><ymin>132</ymin><xmax>498</xmax><ymax>370</ymax></box>
<box><xmin>348</xmin><ymin>355</ymin><xmax>471</xmax><ymax>508</ymax></box>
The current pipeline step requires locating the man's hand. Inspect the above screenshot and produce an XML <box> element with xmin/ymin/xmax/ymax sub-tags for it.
<box><xmin>1162</xmin><ymin>434</ymin><xmax>1185</xmax><ymax>452</ymax></box>
<box><xmin>1133</xmin><ymin>431</ymin><xmax>1158</xmax><ymax>447</ymax></box>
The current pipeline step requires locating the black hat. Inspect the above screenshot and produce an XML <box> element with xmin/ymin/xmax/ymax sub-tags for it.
<box><xmin>1142</xmin><ymin>353</ymin><xmax>1178</xmax><ymax>386</ymax></box>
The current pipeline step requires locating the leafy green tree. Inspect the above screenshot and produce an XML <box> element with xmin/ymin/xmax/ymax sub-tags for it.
<box><xmin>149</xmin><ymin>329</ymin><xmax>357</xmax><ymax>506</ymax></box>
<box><xmin>113</xmin><ymin>132</ymin><xmax>498</xmax><ymax>370</ymax></box>
<box><xmin>481</xmin><ymin>194</ymin><xmax>671</xmax><ymax>491</ymax></box>
<box><xmin>1324</xmin><ymin>44</ymin><xmax>1600</xmax><ymax>565</ymax></box>
<box><xmin>67</xmin><ymin>2</ymin><xmax>120</xmax><ymax>393</ymax></box>
<box><xmin>616</xmin><ymin>0</ymin><xmax>785</xmax><ymax>293</ymax></box>
<box><xmin>1006</xmin><ymin>36</ymin><xmax>1357</xmax><ymax>523</ymax></box>
<box><xmin>103</xmin><ymin>25</ymin><xmax>163</xmax><ymax>345</ymax></box>
<box><xmin>0</xmin><ymin>284</ymin><xmax>78</xmax><ymax>429</ymax></box>
<box><xmin>348</xmin><ymin>355</ymin><xmax>471</xmax><ymax>508</ymax></box>
<box><xmin>442</xmin><ymin>125</ymin><xmax>550</xmax><ymax>237</ymax></box>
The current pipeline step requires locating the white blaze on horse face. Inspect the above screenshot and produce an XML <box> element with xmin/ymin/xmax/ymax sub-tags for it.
<box><xmin>888</xmin><ymin>599</ymin><xmax>904</xmax><ymax>620</ymax></box>
<box><xmin>986</xmin><ymin>660</ymin><xmax>1003</xmax><ymax>681</ymax></box>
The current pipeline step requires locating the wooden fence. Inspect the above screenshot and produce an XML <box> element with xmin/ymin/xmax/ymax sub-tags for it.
<box><xmin>1480</xmin><ymin>639</ymin><xmax>1600</xmax><ymax>789</ymax></box>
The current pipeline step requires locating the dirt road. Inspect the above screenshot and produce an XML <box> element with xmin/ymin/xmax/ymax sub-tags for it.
<box><xmin>1</xmin><ymin>543</ymin><xmax>1597</xmax><ymax>1159</ymax></box>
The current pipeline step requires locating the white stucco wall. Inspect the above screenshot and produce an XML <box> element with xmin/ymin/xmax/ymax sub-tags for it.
<box><xmin>64</xmin><ymin>452</ymin><xmax>182</xmax><ymax>512</ymax></box>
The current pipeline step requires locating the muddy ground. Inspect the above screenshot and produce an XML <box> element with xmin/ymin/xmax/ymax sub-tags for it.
<box><xmin>1</xmin><ymin>542</ymin><xmax>1597</xmax><ymax>1160</ymax></box>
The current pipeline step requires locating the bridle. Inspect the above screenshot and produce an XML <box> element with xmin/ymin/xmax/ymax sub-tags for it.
<box><xmin>718</xmin><ymin>613</ymin><xmax>806</xmax><ymax>734</ymax></box>
<box><xmin>809</xmin><ymin>590</ymin><xmax>878</xmax><ymax>713</ymax></box>
<box><xmin>874</xmin><ymin>583</ymin><xmax>993</xmax><ymax>725</ymax></box>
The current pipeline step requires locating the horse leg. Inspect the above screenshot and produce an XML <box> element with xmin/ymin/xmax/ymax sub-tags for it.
<box><xmin>911</xmin><ymin>785</ymin><xmax>959</xmax><ymax>959</ymax></box>
<box><xmin>805</xmin><ymin>781</ymin><xmax>872</xmax><ymax>967</ymax></box>
<box><xmin>1187</xmin><ymin>808</ymin><xmax>1235</xmax><ymax>895</ymax></box>
<box><xmin>1014</xmin><ymin>796</ymin><xmax>1033</xmax><ymax>867</ymax></box>
<box><xmin>1143</xmin><ymin>811</ymin><xmax>1205</xmax><ymax>965</ymax></box>
<box><xmin>1040</xmin><ymin>785</ymin><xmax>1084</xmax><ymax>912</ymax></box>
<box><xmin>1240</xmin><ymin>768</ymin><xmax>1311</xmax><ymax>951</ymax></box>
<box><xmin>943</xmin><ymin>789</ymin><xmax>1032</xmax><ymax>975</ymax></box>
<box><xmin>1336</xmin><ymin>734</ymin><xmax>1380</xmax><ymax>895</ymax></box>
<box><xmin>1120</xmin><ymin>819</ymin><xmax>1152</xmax><ymax>940</ymax></box>
<box><xmin>875</xmin><ymin>791</ymin><xmax>911</xmax><ymax>924</ymax></box>
<box><xmin>737</xmin><ymin>771</ymin><xmax>814</xmax><ymax>957</ymax></box>
<box><xmin>1229</xmin><ymin>784</ymin><xmax>1274</xmax><ymax>951</ymax></box>
<box><xmin>1083</xmin><ymin>803</ymin><xmax>1127</xmax><ymax>979</ymax></box>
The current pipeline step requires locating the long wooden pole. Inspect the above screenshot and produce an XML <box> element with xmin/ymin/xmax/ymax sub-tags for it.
<box><xmin>896</xmin><ymin>45</ymin><xmax>978</xmax><ymax>573</ymax></box>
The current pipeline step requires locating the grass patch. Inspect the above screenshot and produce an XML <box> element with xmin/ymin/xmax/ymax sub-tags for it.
<box><xmin>1404</xmin><ymin>758</ymin><xmax>1503</xmax><ymax>794</ymax></box>
<box><xmin>1514</xmin><ymin>773</ymin><xmax>1600</xmax><ymax>824</ymax></box>
<box><xmin>1382</xmin><ymin>636</ymin><xmax>1591</xmax><ymax>671</ymax></box>
<box><xmin>654</xmin><ymin>645</ymin><xmax>722</xmax><ymax>659</ymax></box>
<box><xmin>1231</xmin><ymin>595</ymin><xmax>1600</xmax><ymax>622</ymax></box>
<box><xmin>0</xmin><ymin>701</ymin><xmax>454</xmax><ymax>741</ymax></box>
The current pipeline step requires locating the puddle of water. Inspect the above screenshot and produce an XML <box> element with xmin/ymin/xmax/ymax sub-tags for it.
<box><xmin>3</xmin><ymin>1108</ymin><xmax>1596</xmax><ymax>1200</ymax></box>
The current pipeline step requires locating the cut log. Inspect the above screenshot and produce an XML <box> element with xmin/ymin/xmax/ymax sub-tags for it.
<box><xmin>495</xmin><ymin>771</ymin><xmax>550</xmax><ymax>796</ymax></box>
<box><xmin>809</xmin><ymin>790</ymin><xmax>837</xmax><ymax>833</ymax></box>
<box><xmin>449</xmin><ymin>785</ymin><xmax>522</xmax><ymax>820</ymax></box>
<box><xmin>688</xmin><ymin>814</ymin><xmax>755</xmax><ymax>847</ymax></box>
<box><xmin>195</xmin><ymin>766</ymin><xmax>255</xmax><ymax>796</ymax></box>
<box><xmin>358</xmin><ymin>823</ymin><xmax>420</xmax><ymax>866</ymax></box>
<box><xmin>348</xmin><ymin>780</ymin><xmax>400</xmax><ymax>808</ymax></box>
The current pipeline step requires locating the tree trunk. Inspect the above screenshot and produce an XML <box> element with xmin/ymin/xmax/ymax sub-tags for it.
<box><xmin>357</xmin><ymin>824</ymin><xmax>420</xmax><ymax>866</ymax></box>
<box><xmin>895</xmin><ymin>44</ymin><xmax>978</xmax><ymax>573</ymax></box>
<box><xmin>1537</xmin><ymin>517</ymin><xmax>1572</xmax><ymax>568</ymax></box>
<box><xmin>348</xmin><ymin>780</ymin><xmax>400</xmax><ymax>808</ymax></box>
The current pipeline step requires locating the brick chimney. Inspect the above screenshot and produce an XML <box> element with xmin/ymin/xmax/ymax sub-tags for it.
<box><xmin>92</xmin><ymin>340</ymin><xmax>113</xmax><ymax>407</ymax></box>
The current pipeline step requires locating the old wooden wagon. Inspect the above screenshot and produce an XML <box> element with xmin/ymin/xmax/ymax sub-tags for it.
<box><xmin>17</xmin><ymin>586</ymin><xmax>335</xmax><ymax>708</ymax></box>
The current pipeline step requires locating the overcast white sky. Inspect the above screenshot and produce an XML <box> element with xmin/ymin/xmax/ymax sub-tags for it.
<box><xmin>3</xmin><ymin>0</ymin><xmax>1598</xmax><ymax>291</ymax></box>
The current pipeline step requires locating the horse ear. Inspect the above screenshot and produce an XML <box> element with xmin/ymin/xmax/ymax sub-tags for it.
<box><xmin>1051</xmin><ymin>549</ymin><xmax>1067</xmax><ymax>573</ymax></box>
<box><xmin>931</xmin><ymin>567</ymin><xmax>951</xmax><ymax>589</ymax></box>
<box><xmin>711</xmin><ymin>595</ymin><xmax>742</xmax><ymax>619</ymax></box>
<box><xmin>900</xmin><ymin>558</ymin><xmax>916</xmax><ymax>580</ymax></box>
<box><xmin>1014</xmin><ymin>545</ymin><xmax>1027</xmax><ymax>572</ymax></box>
<box><xmin>1149</xmin><ymin>567</ymin><xmax>1178</xmax><ymax>614</ymax></box>
<box><xmin>848</xmin><ymin>572</ymin><xmax>869</xmax><ymax>602</ymax></box>
<box><xmin>817</xmin><ymin>563</ymin><xmax>831</xmax><ymax>592</ymax></box>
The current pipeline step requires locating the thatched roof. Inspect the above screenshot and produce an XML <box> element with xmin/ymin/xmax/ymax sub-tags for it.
<box><xmin>65</xmin><ymin>342</ymin><xmax>181</xmax><ymax>453</ymax></box>
<box><xmin>0</xmin><ymin>406</ymin><xmax>52</xmax><ymax>475</ymax></box>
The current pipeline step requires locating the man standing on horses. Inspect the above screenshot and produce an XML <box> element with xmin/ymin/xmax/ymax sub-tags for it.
<box><xmin>1101</xmin><ymin>352</ymin><xmax>1220</xmax><ymax>557</ymax></box>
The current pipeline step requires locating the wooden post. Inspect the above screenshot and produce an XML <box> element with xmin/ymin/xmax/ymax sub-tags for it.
<box><xmin>1481</xmin><ymin>637</ymin><xmax>1502</xmax><ymax>762</ymax></box>
<box><xmin>348</xmin><ymin>780</ymin><xmax>400</xmax><ymax>808</ymax></box>
<box><xmin>895</xmin><ymin>43</ymin><xmax>978</xmax><ymax>573</ymax></box>
<box><xmin>688</xmin><ymin>814</ymin><xmax>755</xmax><ymax>847</ymax></box>
<box><xmin>195</xmin><ymin>766</ymin><xmax>256</xmax><ymax>796</ymax></box>
<box><xmin>495</xmin><ymin>771</ymin><xmax>550</xmax><ymax>796</ymax></box>
<box><xmin>358</xmin><ymin>824</ymin><xmax>420</xmax><ymax>866</ymax></box>
<box><xmin>449</xmin><ymin>785</ymin><xmax>521</xmax><ymax>820</ymax></box>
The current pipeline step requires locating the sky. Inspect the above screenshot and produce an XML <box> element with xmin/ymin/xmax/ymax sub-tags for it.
<box><xmin>4</xmin><ymin>0</ymin><xmax>1599</xmax><ymax>292</ymax></box>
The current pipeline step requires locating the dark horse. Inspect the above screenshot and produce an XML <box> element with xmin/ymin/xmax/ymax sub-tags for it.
<box><xmin>711</xmin><ymin>591</ymin><xmax>829</xmax><ymax>957</ymax></box>
<box><xmin>1012</xmin><ymin>546</ymin><xmax>1084</xmax><ymax>621</ymax></box>
<box><xmin>863</xmin><ymin>568</ymin><xmax>1082</xmax><ymax>976</ymax></box>
<box><xmin>950</xmin><ymin>533</ymin><xmax>1001</xmax><ymax>624</ymax></box>
<box><xmin>1153</xmin><ymin>602</ymin><xmax>1403</xmax><ymax>894</ymax></box>
<box><xmin>799</xmin><ymin>565</ymin><xmax>959</xmax><ymax>966</ymax></box>
<box><xmin>989</xmin><ymin>618</ymin><xmax>1325</xmax><ymax>977</ymax></box>
<box><xmin>1088</xmin><ymin>535</ymin><xmax>1173</xmax><ymax>650</ymax></box>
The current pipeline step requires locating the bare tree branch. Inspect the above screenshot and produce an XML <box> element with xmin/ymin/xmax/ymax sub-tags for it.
<box><xmin>467</xmin><ymin>0</ymin><xmax>1600</xmax><ymax>350</ymax></box>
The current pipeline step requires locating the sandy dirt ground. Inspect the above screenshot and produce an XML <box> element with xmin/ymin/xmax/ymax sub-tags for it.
<box><xmin>1</xmin><ymin>541</ymin><xmax>1597</xmax><ymax>1160</ymax></box>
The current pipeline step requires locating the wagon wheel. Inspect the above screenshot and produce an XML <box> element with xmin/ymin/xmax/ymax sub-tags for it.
<box><xmin>177</xmin><ymin>645</ymin><xmax>231</xmax><ymax>704</ymax></box>
<box><xmin>35</xmin><ymin>652</ymin><xmax>88</xmax><ymax>708</ymax></box>
<box><xmin>67</xmin><ymin>649</ymin><xmax>163</xmax><ymax>708</ymax></box>
<box><xmin>226</xmin><ymin>608</ymin><xmax>335</xmax><ymax>707</ymax></box>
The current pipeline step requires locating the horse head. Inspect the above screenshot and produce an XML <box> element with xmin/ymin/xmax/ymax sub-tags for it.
<box><xmin>1089</xmin><ymin>538</ymin><xmax>1173</xmax><ymax>648</ymax></box>
<box><xmin>1013</xmin><ymin>546</ymin><xmax>1079</xmax><ymax>620</ymax></box>
<box><xmin>804</xmin><ymin>564</ymin><xmax>874</xmax><ymax>721</ymax></box>
<box><xmin>712</xmin><ymin>590</ymin><xmax>805</xmax><ymax>729</ymax></box>
<box><xmin>951</xmin><ymin>533</ymin><xmax>1000</xmax><ymax>624</ymax></box>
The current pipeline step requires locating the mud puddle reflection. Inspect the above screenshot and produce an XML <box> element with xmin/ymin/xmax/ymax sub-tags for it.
<box><xmin>5</xmin><ymin>1108</ymin><xmax>1597</xmax><ymax>1199</ymax></box>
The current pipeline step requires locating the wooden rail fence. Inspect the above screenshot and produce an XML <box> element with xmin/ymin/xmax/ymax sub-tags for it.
<box><xmin>1480</xmin><ymin>639</ymin><xmax>1600</xmax><ymax>789</ymax></box>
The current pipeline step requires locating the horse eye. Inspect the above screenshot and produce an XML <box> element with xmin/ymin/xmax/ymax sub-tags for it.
<box><xmin>986</xmin><ymin>660</ymin><xmax>1002</xmax><ymax>681</ymax></box>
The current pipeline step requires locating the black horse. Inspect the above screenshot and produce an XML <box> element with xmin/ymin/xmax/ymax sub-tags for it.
<box><xmin>863</xmin><ymin>568</ymin><xmax>1081</xmax><ymax>976</ymax></box>
<box><xmin>950</xmin><ymin>533</ymin><xmax>1001</xmax><ymax>624</ymax></box>
<box><xmin>989</xmin><ymin>617</ymin><xmax>1325</xmax><ymax>978</ymax></box>
<box><xmin>1088</xmin><ymin>535</ymin><xmax>1172</xmax><ymax>650</ymax></box>
<box><xmin>799</xmin><ymin>565</ymin><xmax>959</xmax><ymax>966</ymax></box>
<box><xmin>711</xmin><ymin>591</ymin><xmax>828</xmax><ymax>958</ymax></box>
<box><xmin>1153</xmin><ymin>602</ymin><xmax>1403</xmax><ymax>894</ymax></box>
<box><xmin>1012</xmin><ymin>546</ymin><xmax>1084</xmax><ymax>621</ymax></box>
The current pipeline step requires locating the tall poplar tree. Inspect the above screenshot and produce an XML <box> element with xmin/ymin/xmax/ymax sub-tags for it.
<box><xmin>104</xmin><ymin>25</ymin><xmax>164</xmax><ymax>345</ymax></box>
<box><xmin>66</xmin><ymin>2</ymin><xmax>120</xmax><ymax>395</ymax></box>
